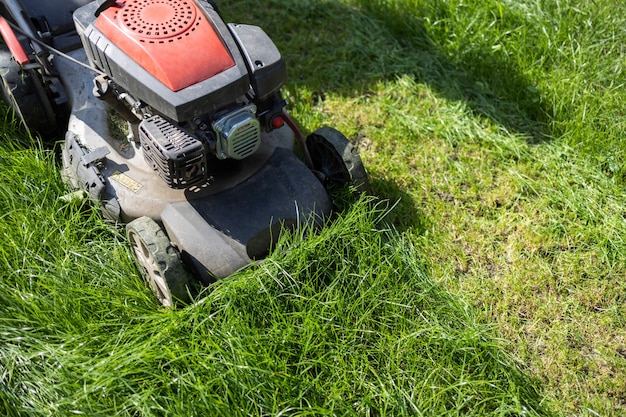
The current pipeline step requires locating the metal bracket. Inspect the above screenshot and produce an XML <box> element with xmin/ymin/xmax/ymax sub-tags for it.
<box><xmin>81</xmin><ymin>146</ymin><xmax>110</xmax><ymax>167</ymax></box>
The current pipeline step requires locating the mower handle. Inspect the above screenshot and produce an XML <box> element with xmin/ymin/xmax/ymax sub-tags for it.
<box><xmin>0</xmin><ymin>16</ymin><xmax>28</xmax><ymax>64</ymax></box>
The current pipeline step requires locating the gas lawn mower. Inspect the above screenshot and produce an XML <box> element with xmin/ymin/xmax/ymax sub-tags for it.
<box><xmin>0</xmin><ymin>0</ymin><xmax>369</xmax><ymax>306</ymax></box>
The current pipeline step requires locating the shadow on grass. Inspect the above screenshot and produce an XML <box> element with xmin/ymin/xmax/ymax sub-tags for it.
<box><xmin>215</xmin><ymin>5</ymin><xmax>554</xmax><ymax>412</ymax></box>
<box><xmin>369</xmin><ymin>177</ymin><xmax>430</xmax><ymax>234</ymax></box>
<box><xmin>221</xmin><ymin>0</ymin><xmax>553</xmax><ymax>144</ymax></box>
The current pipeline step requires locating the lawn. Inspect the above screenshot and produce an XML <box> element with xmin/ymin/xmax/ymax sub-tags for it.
<box><xmin>2</xmin><ymin>0</ymin><xmax>626</xmax><ymax>415</ymax></box>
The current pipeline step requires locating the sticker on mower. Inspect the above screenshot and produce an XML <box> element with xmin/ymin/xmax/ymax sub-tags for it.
<box><xmin>110</xmin><ymin>170</ymin><xmax>142</xmax><ymax>192</ymax></box>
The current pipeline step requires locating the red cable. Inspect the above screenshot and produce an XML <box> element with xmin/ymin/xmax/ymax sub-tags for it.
<box><xmin>0</xmin><ymin>16</ymin><xmax>29</xmax><ymax>65</ymax></box>
<box><xmin>282</xmin><ymin>110</ymin><xmax>314</xmax><ymax>169</ymax></box>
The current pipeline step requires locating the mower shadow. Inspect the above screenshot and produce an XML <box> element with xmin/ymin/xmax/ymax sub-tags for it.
<box><xmin>369</xmin><ymin>178</ymin><xmax>430</xmax><ymax>234</ymax></box>
<box><xmin>221</xmin><ymin>0</ymin><xmax>554</xmax><ymax>144</ymax></box>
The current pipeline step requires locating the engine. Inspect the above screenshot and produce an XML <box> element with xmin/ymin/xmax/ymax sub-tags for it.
<box><xmin>73</xmin><ymin>0</ymin><xmax>287</xmax><ymax>188</ymax></box>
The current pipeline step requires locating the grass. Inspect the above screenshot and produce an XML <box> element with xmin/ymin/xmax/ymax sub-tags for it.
<box><xmin>2</xmin><ymin>0</ymin><xmax>626</xmax><ymax>415</ymax></box>
<box><xmin>0</xmin><ymin>163</ymin><xmax>548</xmax><ymax>415</ymax></box>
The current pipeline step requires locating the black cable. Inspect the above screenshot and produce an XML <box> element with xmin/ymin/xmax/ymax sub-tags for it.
<box><xmin>6</xmin><ymin>19</ymin><xmax>105</xmax><ymax>76</ymax></box>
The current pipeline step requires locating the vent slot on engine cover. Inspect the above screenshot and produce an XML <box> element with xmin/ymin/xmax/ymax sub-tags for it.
<box><xmin>139</xmin><ymin>115</ymin><xmax>207</xmax><ymax>188</ymax></box>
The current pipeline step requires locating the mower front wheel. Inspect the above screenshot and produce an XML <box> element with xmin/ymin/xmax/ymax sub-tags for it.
<box><xmin>126</xmin><ymin>216</ymin><xmax>193</xmax><ymax>307</ymax></box>
<box><xmin>306</xmin><ymin>127</ymin><xmax>370</xmax><ymax>193</ymax></box>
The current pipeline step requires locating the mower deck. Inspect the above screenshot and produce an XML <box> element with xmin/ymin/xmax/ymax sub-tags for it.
<box><xmin>57</xmin><ymin>48</ymin><xmax>332</xmax><ymax>282</ymax></box>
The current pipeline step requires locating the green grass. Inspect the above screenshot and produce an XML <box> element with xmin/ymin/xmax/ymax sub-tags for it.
<box><xmin>2</xmin><ymin>0</ymin><xmax>626</xmax><ymax>415</ymax></box>
<box><xmin>0</xmin><ymin>164</ymin><xmax>548</xmax><ymax>415</ymax></box>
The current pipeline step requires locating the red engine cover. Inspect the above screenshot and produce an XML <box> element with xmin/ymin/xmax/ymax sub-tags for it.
<box><xmin>95</xmin><ymin>0</ymin><xmax>235</xmax><ymax>92</ymax></box>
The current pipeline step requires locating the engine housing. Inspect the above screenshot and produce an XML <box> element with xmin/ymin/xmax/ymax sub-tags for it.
<box><xmin>73</xmin><ymin>0</ymin><xmax>286</xmax><ymax>123</ymax></box>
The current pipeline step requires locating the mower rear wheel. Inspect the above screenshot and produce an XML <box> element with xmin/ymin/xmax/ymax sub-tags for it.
<box><xmin>126</xmin><ymin>216</ymin><xmax>193</xmax><ymax>307</ymax></box>
<box><xmin>0</xmin><ymin>47</ymin><xmax>57</xmax><ymax>137</ymax></box>
<box><xmin>306</xmin><ymin>126</ymin><xmax>370</xmax><ymax>193</ymax></box>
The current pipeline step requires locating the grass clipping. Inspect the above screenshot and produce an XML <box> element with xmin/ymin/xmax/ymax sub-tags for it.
<box><xmin>0</xmin><ymin>178</ymin><xmax>550</xmax><ymax>416</ymax></box>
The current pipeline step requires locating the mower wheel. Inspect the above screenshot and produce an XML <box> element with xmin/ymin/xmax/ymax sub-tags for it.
<box><xmin>0</xmin><ymin>47</ymin><xmax>57</xmax><ymax>137</ymax></box>
<box><xmin>306</xmin><ymin>126</ymin><xmax>370</xmax><ymax>193</ymax></box>
<box><xmin>126</xmin><ymin>216</ymin><xmax>193</xmax><ymax>307</ymax></box>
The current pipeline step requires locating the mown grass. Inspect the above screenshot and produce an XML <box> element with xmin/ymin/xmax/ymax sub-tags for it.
<box><xmin>2</xmin><ymin>0</ymin><xmax>626</xmax><ymax>415</ymax></box>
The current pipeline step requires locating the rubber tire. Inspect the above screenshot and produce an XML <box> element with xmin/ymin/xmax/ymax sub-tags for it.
<box><xmin>306</xmin><ymin>126</ymin><xmax>370</xmax><ymax>193</ymax></box>
<box><xmin>0</xmin><ymin>47</ymin><xmax>57</xmax><ymax>137</ymax></box>
<box><xmin>126</xmin><ymin>216</ymin><xmax>193</xmax><ymax>307</ymax></box>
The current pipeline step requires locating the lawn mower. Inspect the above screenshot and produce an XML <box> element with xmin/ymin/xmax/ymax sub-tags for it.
<box><xmin>0</xmin><ymin>0</ymin><xmax>369</xmax><ymax>306</ymax></box>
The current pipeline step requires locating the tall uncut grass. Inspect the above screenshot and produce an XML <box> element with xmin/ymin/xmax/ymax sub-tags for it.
<box><xmin>0</xmin><ymin>137</ymin><xmax>548</xmax><ymax>415</ymax></box>
<box><xmin>3</xmin><ymin>0</ymin><xmax>626</xmax><ymax>415</ymax></box>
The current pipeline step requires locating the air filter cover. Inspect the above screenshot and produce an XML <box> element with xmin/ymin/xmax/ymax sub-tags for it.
<box><xmin>139</xmin><ymin>115</ymin><xmax>207</xmax><ymax>188</ymax></box>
